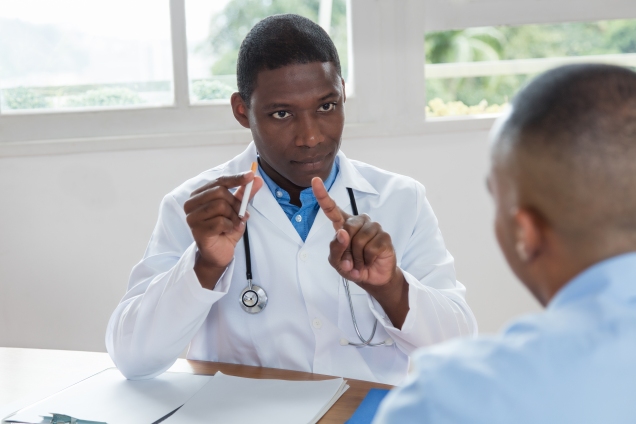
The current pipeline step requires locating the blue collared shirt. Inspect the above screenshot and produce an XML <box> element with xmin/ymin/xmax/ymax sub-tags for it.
<box><xmin>374</xmin><ymin>252</ymin><xmax>636</xmax><ymax>424</ymax></box>
<box><xmin>259</xmin><ymin>160</ymin><xmax>339</xmax><ymax>241</ymax></box>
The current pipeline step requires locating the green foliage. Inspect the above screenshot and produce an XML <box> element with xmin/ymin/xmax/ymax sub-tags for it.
<box><xmin>192</xmin><ymin>79</ymin><xmax>235</xmax><ymax>101</ymax></box>
<box><xmin>426</xmin><ymin>97</ymin><xmax>507</xmax><ymax>117</ymax></box>
<box><xmin>499</xmin><ymin>22</ymin><xmax>611</xmax><ymax>60</ymax></box>
<box><xmin>605</xmin><ymin>20</ymin><xmax>636</xmax><ymax>53</ymax></box>
<box><xmin>200</xmin><ymin>0</ymin><xmax>348</xmax><ymax>79</ymax></box>
<box><xmin>3</xmin><ymin>87</ymin><xmax>49</xmax><ymax>110</ymax></box>
<box><xmin>66</xmin><ymin>87</ymin><xmax>143</xmax><ymax>107</ymax></box>
<box><xmin>425</xmin><ymin>19</ymin><xmax>636</xmax><ymax>114</ymax></box>
<box><xmin>426</xmin><ymin>27</ymin><xmax>505</xmax><ymax>64</ymax></box>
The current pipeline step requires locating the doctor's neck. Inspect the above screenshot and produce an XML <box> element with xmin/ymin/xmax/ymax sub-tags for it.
<box><xmin>257</xmin><ymin>157</ymin><xmax>325</xmax><ymax>207</ymax></box>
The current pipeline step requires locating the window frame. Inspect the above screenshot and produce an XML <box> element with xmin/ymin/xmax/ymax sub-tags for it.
<box><xmin>1</xmin><ymin>0</ymin><xmax>635</xmax><ymax>156</ymax></box>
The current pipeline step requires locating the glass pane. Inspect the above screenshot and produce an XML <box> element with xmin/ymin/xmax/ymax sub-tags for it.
<box><xmin>0</xmin><ymin>1</ymin><xmax>173</xmax><ymax>112</ymax></box>
<box><xmin>186</xmin><ymin>0</ymin><xmax>348</xmax><ymax>103</ymax></box>
<box><xmin>425</xmin><ymin>19</ymin><xmax>636</xmax><ymax>118</ymax></box>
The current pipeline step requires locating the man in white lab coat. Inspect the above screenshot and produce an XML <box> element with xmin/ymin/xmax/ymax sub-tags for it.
<box><xmin>106</xmin><ymin>14</ymin><xmax>476</xmax><ymax>385</ymax></box>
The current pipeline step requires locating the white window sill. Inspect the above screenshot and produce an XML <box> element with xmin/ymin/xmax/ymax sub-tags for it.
<box><xmin>0</xmin><ymin>115</ymin><xmax>498</xmax><ymax>158</ymax></box>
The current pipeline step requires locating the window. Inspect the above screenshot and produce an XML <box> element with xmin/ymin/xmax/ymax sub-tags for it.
<box><xmin>0</xmin><ymin>0</ymin><xmax>173</xmax><ymax>112</ymax></box>
<box><xmin>425</xmin><ymin>19</ymin><xmax>636</xmax><ymax>118</ymax></box>
<box><xmin>185</xmin><ymin>0</ymin><xmax>349</xmax><ymax>103</ymax></box>
<box><xmin>2</xmin><ymin>0</ymin><xmax>635</xmax><ymax>151</ymax></box>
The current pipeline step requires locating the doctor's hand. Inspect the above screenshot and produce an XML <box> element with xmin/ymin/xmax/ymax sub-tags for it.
<box><xmin>312</xmin><ymin>177</ymin><xmax>409</xmax><ymax>329</ymax></box>
<box><xmin>184</xmin><ymin>172</ymin><xmax>263</xmax><ymax>290</ymax></box>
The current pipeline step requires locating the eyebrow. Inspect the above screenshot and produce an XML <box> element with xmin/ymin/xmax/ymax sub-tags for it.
<box><xmin>318</xmin><ymin>91</ymin><xmax>339</xmax><ymax>102</ymax></box>
<box><xmin>262</xmin><ymin>92</ymin><xmax>340</xmax><ymax>111</ymax></box>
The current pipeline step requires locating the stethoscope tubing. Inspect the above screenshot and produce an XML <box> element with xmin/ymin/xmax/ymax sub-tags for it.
<box><xmin>241</xmin><ymin>186</ymin><xmax>387</xmax><ymax>347</ymax></box>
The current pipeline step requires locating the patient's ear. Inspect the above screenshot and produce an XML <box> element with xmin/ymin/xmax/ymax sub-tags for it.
<box><xmin>231</xmin><ymin>93</ymin><xmax>250</xmax><ymax>129</ymax></box>
<box><xmin>513</xmin><ymin>208</ymin><xmax>543</xmax><ymax>263</ymax></box>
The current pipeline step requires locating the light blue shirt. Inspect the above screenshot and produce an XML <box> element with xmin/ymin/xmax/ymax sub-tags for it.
<box><xmin>374</xmin><ymin>252</ymin><xmax>636</xmax><ymax>423</ymax></box>
<box><xmin>258</xmin><ymin>160</ymin><xmax>339</xmax><ymax>242</ymax></box>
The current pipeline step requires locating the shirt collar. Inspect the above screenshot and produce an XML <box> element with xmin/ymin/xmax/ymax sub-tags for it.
<box><xmin>243</xmin><ymin>142</ymin><xmax>379</xmax><ymax>197</ymax></box>
<box><xmin>548</xmin><ymin>251</ymin><xmax>636</xmax><ymax>310</ymax></box>
<box><xmin>258</xmin><ymin>158</ymin><xmax>339</xmax><ymax>203</ymax></box>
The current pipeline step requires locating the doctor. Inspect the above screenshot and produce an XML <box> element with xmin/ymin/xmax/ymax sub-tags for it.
<box><xmin>106</xmin><ymin>14</ymin><xmax>476</xmax><ymax>385</ymax></box>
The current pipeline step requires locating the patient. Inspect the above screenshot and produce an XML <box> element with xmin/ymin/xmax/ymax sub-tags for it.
<box><xmin>374</xmin><ymin>64</ymin><xmax>636</xmax><ymax>423</ymax></box>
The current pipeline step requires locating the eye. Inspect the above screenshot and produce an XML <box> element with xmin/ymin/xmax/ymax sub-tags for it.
<box><xmin>318</xmin><ymin>103</ymin><xmax>336</xmax><ymax>112</ymax></box>
<box><xmin>271</xmin><ymin>110</ymin><xmax>292</xmax><ymax>120</ymax></box>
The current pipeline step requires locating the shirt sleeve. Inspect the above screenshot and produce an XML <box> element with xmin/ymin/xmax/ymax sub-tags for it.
<box><xmin>367</xmin><ymin>181</ymin><xmax>477</xmax><ymax>353</ymax></box>
<box><xmin>105</xmin><ymin>193</ymin><xmax>234</xmax><ymax>379</ymax></box>
<box><xmin>372</xmin><ymin>340</ymin><xmax>479</xmax><ymax>424</ymax></box>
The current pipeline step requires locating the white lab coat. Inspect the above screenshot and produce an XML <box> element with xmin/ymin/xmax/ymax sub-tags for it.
<box><xmin>106</xmin><ymin>142</ymin><xmax>477</xmax><ymax>385</ymax></box>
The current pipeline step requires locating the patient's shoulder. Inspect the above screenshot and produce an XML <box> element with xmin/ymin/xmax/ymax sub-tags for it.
<box><xmin>408</xmin><ymin>307</ymin><xmax>636</xmax><ymax>422</ymax></box>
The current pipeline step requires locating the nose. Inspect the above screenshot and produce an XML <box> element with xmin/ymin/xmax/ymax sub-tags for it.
<box><xmin>296</xmin><ymin>112</ymin><xmax>324</xmax><ymax>148</ymax></box>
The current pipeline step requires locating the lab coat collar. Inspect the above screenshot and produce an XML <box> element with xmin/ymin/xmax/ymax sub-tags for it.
<box><xmin>245</xmin><ymin>142</ymin><xmax>379</xmax><ymax>245</ymax></box>
<box><xmin>334</xmin><ymin>149</ymin><xmax>379</xmax><ymax>196</ymax></box>
<box><xmin>305</xmin><ymin>150</ymin><xmax>380</xmax><ymax>242</ymax></box>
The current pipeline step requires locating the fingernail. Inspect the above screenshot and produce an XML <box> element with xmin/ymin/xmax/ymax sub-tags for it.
<box><xmin>336</xmin><ymin>230</ymin><xmax>346</xmax><ymax>244</ymax></box>
<box><xmin>350</xmin><ymin>269</ymin><xmax>360</xmax><ymax>279</ymax></box>
<box><xmin>342</xmin><ymin>259</ymin><xmax>352</xmax><ymax>271</ymax></box>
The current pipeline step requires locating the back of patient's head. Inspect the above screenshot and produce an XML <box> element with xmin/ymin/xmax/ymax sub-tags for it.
<box><xmin>495</xmin><ymin>64</ymin><xmax>636</xmax><ymax>249</ymax></box>
<box><xmin>237</xmin><ymin>14</ymin><xmax>342</xmax><ymax>106</ymax></box>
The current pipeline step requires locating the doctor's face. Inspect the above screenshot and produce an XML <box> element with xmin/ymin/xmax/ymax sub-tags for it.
<box><xmin>232</xmin><ymin>61</ymin><xmax>345</xmax><ymax>188</ymax></box>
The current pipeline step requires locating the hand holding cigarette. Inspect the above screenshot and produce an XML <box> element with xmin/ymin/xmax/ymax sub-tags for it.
<box><xmin>184</xmin><ymin>162</ymin><xmax>262</xmax><ymax>290</ymax></box>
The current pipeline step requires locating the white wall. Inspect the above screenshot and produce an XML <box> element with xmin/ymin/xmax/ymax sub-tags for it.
<box><xmin>0</xmin><ymin>129</ymin><xmax>540</xmax><ymax>352</ymax></box>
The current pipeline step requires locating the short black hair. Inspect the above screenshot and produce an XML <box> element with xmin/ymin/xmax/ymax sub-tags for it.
<box><xmin>495</xmin><ymin>64</ymin><xmax>636</xmax><ymax>239</ymax></box>
<box><xmin>237</xmin><ymin>14</ymin><xmax>342</xmax><ymax>106</ymax></box>
<box><xmin>503</xmin><ymin>63</ymin><xmax>636</xmax><ymax>150</ymax></box>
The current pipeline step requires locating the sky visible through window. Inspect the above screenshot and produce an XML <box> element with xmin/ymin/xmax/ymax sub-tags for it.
<box><xmin>0</xmin><ymin>0</ymin><xmax>173</xmax><ymax>111</ymax></box>
<box><xmin>185</xmin><ymin>0</ymin><xmax>348</xmax><ymax>103</ymax></box>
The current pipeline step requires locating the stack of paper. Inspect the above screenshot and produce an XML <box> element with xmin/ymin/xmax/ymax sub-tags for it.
<box><xmin>164</xmin><ymin>372</ymin><xmax>349</xmax><ymax>424</ymax></box>
<box><xmin>3</xmin><ymin>369</ymin><xmax>211</xmax><ymax>424</ymax></box>
<box><xmin>3</xmin><ymin>369</ymin><xmax>347</xmax><ymax>424</ymax></box>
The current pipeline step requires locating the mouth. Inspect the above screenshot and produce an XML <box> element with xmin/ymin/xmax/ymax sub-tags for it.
<box><xmin>290</xmin><ymin>153</ymin><xmax>332</xmax><ymax>171</ymax></box>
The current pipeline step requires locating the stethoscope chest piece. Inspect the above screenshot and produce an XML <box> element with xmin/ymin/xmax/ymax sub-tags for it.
<box><xmin>240</xmin><ymin>280</ymin><xmax>267</xmax><ymax>313</ymax></box>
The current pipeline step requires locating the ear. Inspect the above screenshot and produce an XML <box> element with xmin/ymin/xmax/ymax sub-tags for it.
<box><xmin>341</xmin><ymin>77</ymin><xmax>347</xmax><ymax>103</ymax></box>
<box><xmin>231</xmin><ymin>92</ymin><xmax>250</xmax><ymax>129</ymax></box>
<box><xmin>512</xmin><ymin>207</ymin><xmax>544</xmax><ymax>263</ymax></box>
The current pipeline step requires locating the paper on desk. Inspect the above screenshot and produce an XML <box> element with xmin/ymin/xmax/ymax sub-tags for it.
<box><xmin>3</xmin><ymin>368</ymin><xmax>211</xmax><ymax>424</ymax></box>
<box><xmin>164</xmin><ymin>372</ymin><xmax>348</xmax><ymax>424</ymax></box>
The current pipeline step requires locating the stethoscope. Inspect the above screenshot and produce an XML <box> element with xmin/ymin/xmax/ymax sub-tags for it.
<box><xmin>239</xmin><ymin>187</ymin><xmax>392</xmax><ymax>347</ymax></box>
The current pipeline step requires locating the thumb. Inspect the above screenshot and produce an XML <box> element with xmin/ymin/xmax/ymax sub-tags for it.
<box><xmin>330</xmin><ymin>228</ymin><xmax>353</xmax><ymax>273</ymax></box>
<box><xmin>227</xmin><ymin>216</ymin><xmax>248</xmax><ymax>245</ymax></box>
<box><xmin>312</xmin><ymin>177</ymin><xmax>347</xmax><ymax>229</ymax></box>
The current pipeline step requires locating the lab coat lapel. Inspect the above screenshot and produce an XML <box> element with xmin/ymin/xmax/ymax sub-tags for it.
<box><xmin>307</xmin><ymin>151</ymin><xmax>379</xmax><ymax>241</ymax></box>
<box><xmin>307</xmin><ymin>177</ymin><xmax>350</xmax><ymax>242</ymax></box>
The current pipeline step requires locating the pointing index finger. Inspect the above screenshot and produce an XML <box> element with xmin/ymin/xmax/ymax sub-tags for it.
<box><xmin>312</xmin><ymin>177</ymin><xmax>348</xmax><ymax>229</ymax></box>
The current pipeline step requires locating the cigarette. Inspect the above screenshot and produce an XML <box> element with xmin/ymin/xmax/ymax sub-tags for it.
<box><xmin>238</xmin><ymin>162</ymin><xmax>258</xmax><ymax>218</ymax></box>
